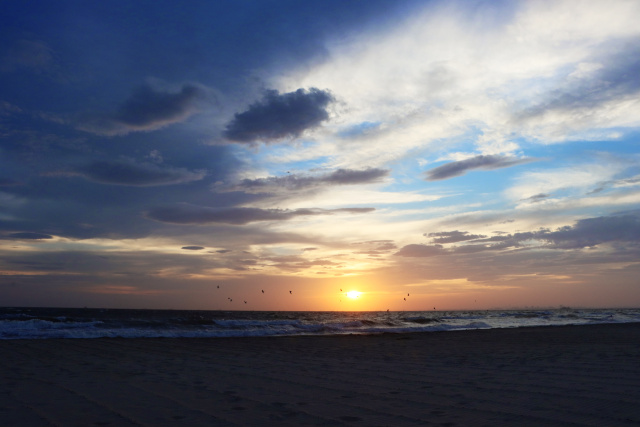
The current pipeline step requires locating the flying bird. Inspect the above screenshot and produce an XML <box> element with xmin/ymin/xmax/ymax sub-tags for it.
<box><xmin>261</xmin><ymin>290</ymin><xmax>264</xmax><ymax>293</ymax></box>
<box><xmin>289</xmin><ymin>290</ymin><xmax>292</xmax><ymax>294</ymax></box>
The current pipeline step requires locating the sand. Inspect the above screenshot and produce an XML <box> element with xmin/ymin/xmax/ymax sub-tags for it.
<box><xmin>1</xmin><ymin>323</ymin><xmax>639</xmax><ymax>427</ymax></box>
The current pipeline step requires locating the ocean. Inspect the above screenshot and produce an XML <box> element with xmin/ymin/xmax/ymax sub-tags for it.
<box><xmin>2</xmin><ymin>307</ymin><xmax>639</xmax><ymax>339</ymax></box>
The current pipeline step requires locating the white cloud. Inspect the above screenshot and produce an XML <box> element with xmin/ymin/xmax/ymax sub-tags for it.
<box><xmin>270</xmin><ymin>0</ymin><xmax>640</xmax><ymax>168</ymax></box>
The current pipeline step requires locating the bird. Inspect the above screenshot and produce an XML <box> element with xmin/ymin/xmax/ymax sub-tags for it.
<box><xmin>261</xmin><ymin>290</ymin><xmax>264</xmax><ymax>293</ymax></box>
<box><xmin>217</xmin><ymin>285</ymin><xmax>219</xmax><ymax>289</ymax></box>
<box><xmin>244</xmin><ymin>301</ymin><xmax>247</xmax><ymax>304</ymax></box>
<box><xmin>289</xmin><ymin>290</ymin><xmax>292</xmax><ymax>294</ymax></box>
<box><xmin>404</xmin><ymin>298</ymin><xmax>406</xmax><ymax>301</ymax></box>
<box><xmin>407</xmin><ymin>293</ymin><xmax>410</xmax><ymax>296</ymax></box>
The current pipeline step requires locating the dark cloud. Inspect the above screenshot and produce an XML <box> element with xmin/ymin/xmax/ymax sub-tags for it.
<box><xmin>145</xmin><ymin>204</ymin><xmax>374</xmax><ymax>225</ymax></box>
<box><xmin>473</xmin><ymin>214</ymin><xmax>640</xmax><ymax>250</ymax></box>
<box><xmin>425</xmin><ymin>230</ymin><xmax>487</xmax><ymax>243</ymax></box>
<box><xmin>588</xmin><ymin>176</ymin><xmax>640</xmax><ymax>195</ymax></box>
<box><xmin>269</xmin><ymin>256</ymin><xmax>340</xmax><ymax>272</ymax></box>
<box><xmin>521</xmin><ymin>193</ymin><xmax>550</xmax><ymax>202</ymax></box>
<box><xmin>543</xmin><ymin>213</ymin><xmax>640</xmax><ymax>249</ymax></box>
<box><xmin>77</xmin><ymin>84</ymin><xmax>206</xmax><ymax>136</ymax></box>
<box><xmin>371</xmin><ymin>241</ymin><xmax>397</xmax><ymax>251</ymax></box>
<box><xmin>223</xmin><ymin>88</ymin><xmax>334</xmax><ymax>143</ymax></box>
<box><xmin>323</xmin><ymin>168</ymin><xmax>388</xmax><ymax>184</ymax></box>
<box><xmin>331</xmin><ymin>208</ymin><xmax>376</xmax><ymax>214</ymax></box>
<box><xmin>0</xmin><ymin>178</ymin><xmax>22</xmax><ymax>187</ymax></box>
<box><xmin>394</xmin><ymin>244</ymin><xmax>445</xmax><ymax>257</ymax></box>
<box><xmin>352</xmin><ymin>240</ymin><xmax>397</xmax><ymax>254</ymax></box>
<box><xmin>0</xmin><ymin>39</ymin><xmax>55</xmax><ymax>73</ymax></box>
<box><xmin>5</xmin><ymin>232</ymin><xmax>53</xmax><ymax>240</ymax></box>
<box><xmin>115</xmin><ymin>85</ymin><xmax>204</xmax><ymax>127</ymax></box>
<box><xmin>218</xmin><ymin>168</ymin><xmax>389</xmax><ymax>194</ymax></box>
<box><xmin>61</xmin><ymin>160</ymin><xmax>206</xmax><ymax>187</ymax></box>
<box><xmin>425</xmin><ymin>155</ymin><xmax>535</xmax><ymax>181</ymax></box>
<box><xmin>181</xmin><ymin>246</ymin><xmax>205</xmax><ymax>251</ymax></box>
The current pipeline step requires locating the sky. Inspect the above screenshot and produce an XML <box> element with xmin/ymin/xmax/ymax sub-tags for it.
<box><xmin>1</xmin><ymin>0</ymin><xmax>640</xmax><ymax>311</ymax></box>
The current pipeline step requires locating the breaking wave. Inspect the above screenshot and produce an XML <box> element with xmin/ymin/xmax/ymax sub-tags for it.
<box><xmin>1</xmin><ymin>307</ymin><xmax>639</xmax><ymax>339</ymax></box>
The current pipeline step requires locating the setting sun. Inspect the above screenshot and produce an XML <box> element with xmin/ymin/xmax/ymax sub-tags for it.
<box><xmin>346</xmin><ymin>291</ymin><xmax>361</xmax><ymax>299</ymax></box>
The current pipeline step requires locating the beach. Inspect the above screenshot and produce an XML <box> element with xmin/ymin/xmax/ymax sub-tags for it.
<box><xmin>1</xmin><ymin>323</ymin><xmax>639</xmax><ymax>427</ymax></box>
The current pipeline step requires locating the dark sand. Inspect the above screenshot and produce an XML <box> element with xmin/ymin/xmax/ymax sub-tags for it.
<box><xmin>1</xmin><ymin>323</ymin><xmax>640</xmax><ymax>426</ymax></box>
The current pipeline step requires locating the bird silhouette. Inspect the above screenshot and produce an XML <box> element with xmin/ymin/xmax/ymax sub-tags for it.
<box><xmin>261</xmin><ymin>290</ymin><xmax>264</xmax><ymax>293</ymax></box>
<box><xmin>289</xmin><ymin>290</ymin><xmax>292</xmax><ymax>294</ymax></box>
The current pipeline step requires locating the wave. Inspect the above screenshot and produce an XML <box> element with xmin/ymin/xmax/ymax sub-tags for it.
<box><xmin>403</xmin><ymin>316</ymin><xmax>441</xmax><ymax>324</ymax></box>
<box><xmin>1</xmin><ymin>307</ymin><xmax>639</xmax><ymax>339</ymax></box>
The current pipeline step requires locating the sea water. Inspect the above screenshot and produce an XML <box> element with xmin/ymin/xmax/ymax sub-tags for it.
<box><xmin>1</xmin><ymin>307</ymin><xmax>639</xmax><ymax>339</ymax></box>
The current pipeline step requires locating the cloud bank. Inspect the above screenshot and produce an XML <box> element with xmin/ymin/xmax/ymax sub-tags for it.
<box><xmin>61</xmin><ymin>160</ymin><xmax>206</xmax><ymax>187</ymax></box>
<box><xmin>5</xmin><ymin>232</ymin><xmax>53</xmax><ymax>240</ymax></box>
<box><xmin>397</xmin><ymin>212</ymin><xmax>640</xmax><ymax>257</ymax></box>
<box><xmin>220</xmin><ymin>168</ymin><xmax>389</xmax><ymax>194</ymax></box>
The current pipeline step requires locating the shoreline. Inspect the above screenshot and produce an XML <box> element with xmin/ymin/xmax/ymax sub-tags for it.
<box><xmin>2</xmin><ymin>323</ymin><xmax>639</xmax><ymax>426</ymax></box>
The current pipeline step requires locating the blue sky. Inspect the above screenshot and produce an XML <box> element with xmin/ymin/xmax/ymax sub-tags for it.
<box><xmin>1</xmin><ymin>0</ymin><xmax>639</xmax><ymax>310</ymax></box>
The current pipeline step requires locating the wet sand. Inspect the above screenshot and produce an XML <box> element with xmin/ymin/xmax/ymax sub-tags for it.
<box><xmin>1</xmin><ymin>323</ymin><xmax>640</xmax><ymax>426</ymax></box>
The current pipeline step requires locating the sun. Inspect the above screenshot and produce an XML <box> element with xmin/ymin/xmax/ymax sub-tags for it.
<box><xmin>345</xmin><ymin>290</ymin><xmax>361</xmax><ymax>299</ymax></box>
